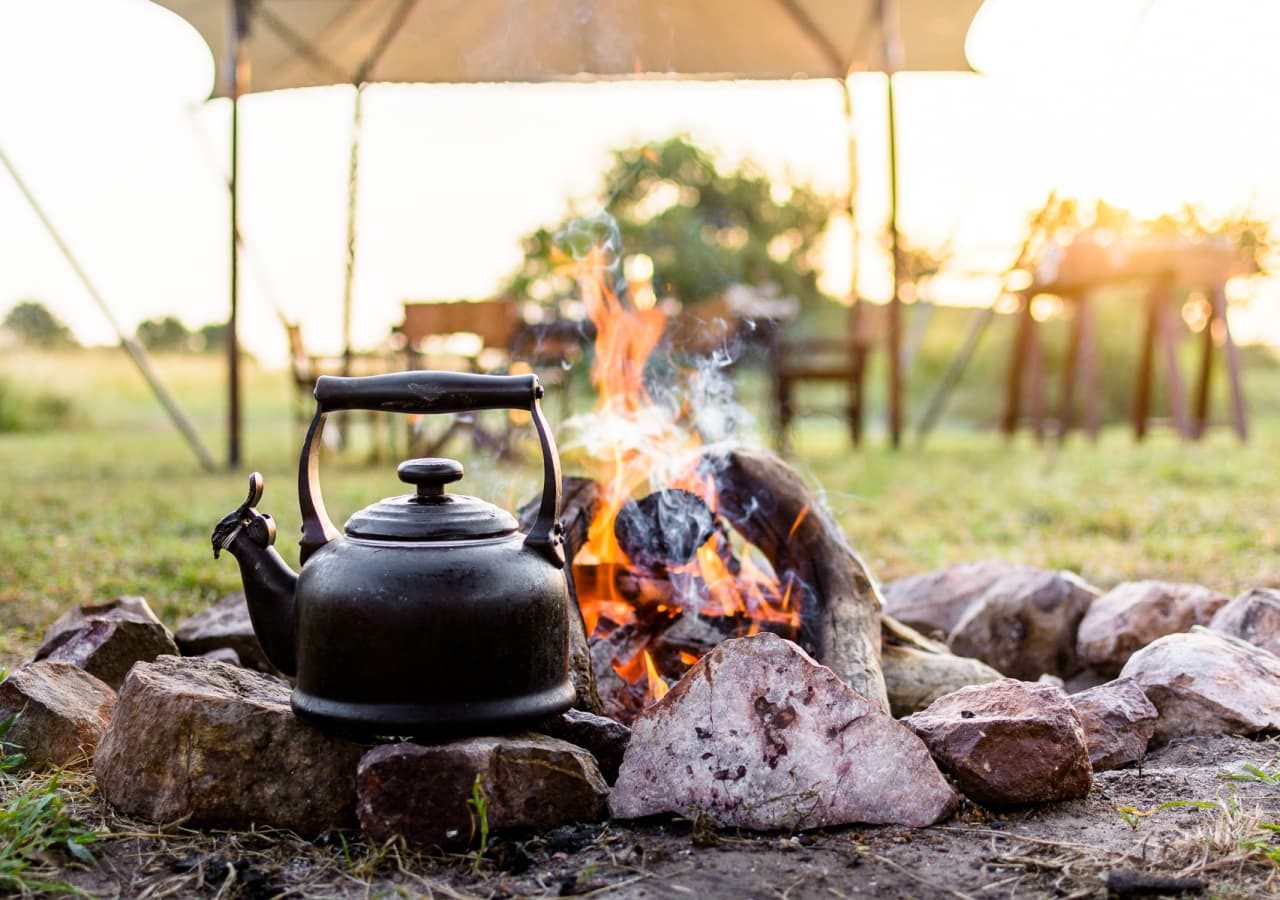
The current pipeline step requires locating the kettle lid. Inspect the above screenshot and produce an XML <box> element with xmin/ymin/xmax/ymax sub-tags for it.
<box><xmin>343</xmin><ymin>458</ymin><xmax>519</xmax><ymax>542</ymax></box>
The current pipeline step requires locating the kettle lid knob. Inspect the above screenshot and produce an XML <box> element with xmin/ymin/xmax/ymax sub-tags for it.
<box><xmin>398</xmin><ymin>458</ymin><xmax>464</xmax><ymax>499</ymax></box>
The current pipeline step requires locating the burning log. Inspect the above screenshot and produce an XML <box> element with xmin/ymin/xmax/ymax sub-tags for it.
<box><xmin>702</xmin><ymin>447</ymin><xmax>890</xmax><ymax>711</ymax></box>
<box><xmin>613</xmin><ymin>489</ymin><xmax>717</xmax><ymax>573</ymax></box>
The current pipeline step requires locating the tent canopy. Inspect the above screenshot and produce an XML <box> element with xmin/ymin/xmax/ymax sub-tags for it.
<box><xmin>156</xmin><ymin>0</ymin><xmax>980</xmax><ymax>94</ymax></box>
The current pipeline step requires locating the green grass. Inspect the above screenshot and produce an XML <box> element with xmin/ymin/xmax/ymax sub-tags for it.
<box><xmin>2</xmin><ymin>347</ymin><xmax>1280</xmax><ymax>667</ymax></box>
<box><xmin>0</xmin><ymin>679</ymin><xmax>99</xmax><ymax>895</ymax></box>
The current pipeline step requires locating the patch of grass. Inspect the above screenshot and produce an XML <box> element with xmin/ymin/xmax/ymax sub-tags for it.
<box><xmin>0</xmin><ymin>376</ymin><xmax>77</xmax><ymax>433</ymax></box>
<box><xmin>0</xmin><ymin>695</ymin><xmax>100</xmax><ymax>895</ymax></box>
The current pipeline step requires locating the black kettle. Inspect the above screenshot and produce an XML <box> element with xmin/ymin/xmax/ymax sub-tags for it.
<box><xmin>211</xmin><ymin>370</ymin><xmax>574</xmax><ymax>737</ymax></box>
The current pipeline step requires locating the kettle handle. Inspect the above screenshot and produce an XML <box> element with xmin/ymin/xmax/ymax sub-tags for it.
<box><xmin>297</xmin><ymin>371</ymin><xmax>564</xmax><ymax>567</ymax></box>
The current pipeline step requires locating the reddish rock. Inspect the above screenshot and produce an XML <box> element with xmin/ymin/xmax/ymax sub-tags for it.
<box><xmin>948</xmin><ymin>568</ymin><xmax>1100</xmax><ymax>680</ymax></box>
<box><xmin>610</xmin><ymin>633</ymin><xmax>958</xmax><ymax>831</ymax></box>
<box><xmin>1069</xmin><ymin>677</ymin><xmax>1157</xmax><ymax>771</ymax></box>
<box><xmin>174</xmin><ymin>592</ymin><xmax>277</xmax><ymax>673</ymax></box>
<box><xmin>1076</xmin><ymin>581</ymin><xmax>1228</xmax><ymax>675</ymax></box>
<box><xmin>357</xmin><ymin>736</ymin><xmax>608</xmax><ymax>850</ymax></box>
<box><xmin>905</xmin><ymin>678</ymin><xmax>1093</xmax><ymax>806</ymax></box>
<box><xmin>196</xmin><ymin>647</ymin><xmax>243</xmax><ymax>667</ymax></box>
<box><xmin>39</xmin><ymin>596</ymin><xmax>157</xmax><ymax>650</ymax></box>
<box><xmin>882</xmin><ymin>560</ymin><xmax>1024</xmax><ymax>639</ymax></box>
<box><xmin>541</xmin><ymin>708</ymin><xmax>631</xmax><ymax>783</ymax></box>
<box><xmin>1209</xmin><ymin>588</ymin><xmax>1280</xmax><ymax>657</ymax></box>
<box><xmin>1119</xmin><ymin>627</ymin><xmax>1280</xmax><ymax>745</ymax></box>
<box><xmin>37</xmin><ymin>596</ymin><xmax>178</xmax><ymax>689</ymax></box>
<box><xmin>94</xmin><ymin>656</ymin><xmax>365</xmax><ymax>835</ymax></box>
<box><xmin>0</xmin><ymin>661</ymin><xmax>116</xmax><ymax>769</ymax></box>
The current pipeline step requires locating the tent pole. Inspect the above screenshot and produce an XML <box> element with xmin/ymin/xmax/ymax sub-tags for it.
<box><xmin>885</xmin><ymin>71</ymin><xmax>903</xmax><ymax>448</ymax></box>
<box><xmin>880</xmin><ymin>0</ymin><xmax>905</xmax><ymax>449</ymax></box>
<box><xmin>341</xmin><ymin>83</ymin><xmax>365</xmax><ymax>377</ymax></box>
<box><xmin>0</xmin><ymin>145</ymin><xmax>216</xmax><ymax>472</ymax></box>
<box><xmin>841</xmin><ymin>76</ymin><xmax>860</xmax><ymax>304</ymax></box>
<box><xmin>226</xmin><ymin>0</ymin><xmax>250</xmax><ymax>469</ymax></box>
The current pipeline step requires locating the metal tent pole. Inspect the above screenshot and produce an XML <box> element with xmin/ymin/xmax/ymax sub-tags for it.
<box><xmin>226</xmin><ymin>0</ymin><xmax>251</xmax><ymax>469</ymax></box>
<box><xmin>0</xmin><ymin>146</ymin><xmax>216</xmax><ymax>472</ymax></box>
<box><xmin>881</xmin><ymin>0</ymin><xmax>905</xmax><ymax>449</ymax></box>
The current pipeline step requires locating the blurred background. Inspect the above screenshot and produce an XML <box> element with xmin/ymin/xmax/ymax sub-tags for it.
<box><xmin>4</xmin><ymin>0</ymin><xmax>1280</xmax><ymax>663</ymax></box>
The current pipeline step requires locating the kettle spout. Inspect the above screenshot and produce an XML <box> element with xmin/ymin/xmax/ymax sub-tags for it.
<box><xmin>211</xmin><ymin>473</ymin><xmax>299</xmax><ymax>676</ymax></box>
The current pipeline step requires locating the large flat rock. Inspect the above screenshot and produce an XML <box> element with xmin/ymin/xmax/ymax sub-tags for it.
<box><xmin>948</xmin><ymin>568</ymin><xmax>1100</xmax><ymax>680</ymax></box>
<box><xmin>1119</xmin><ymin>626</ymin><xmax>1280</xmax><ymax>745</ymax></box>
<box><xmin>37</xmin><ymin>596</ymin><xmax>178</xmax><ymax>689</ymax></box>
<box><xmin>1209</xmin><ymin>588</ymin><xmax>1280</xmax><ymax>657</ymax></box>
<box><xmin>174</xmin><ymin>591</ymin><xmax>277</xmax><ymax>673</ymax></box>
<box><xmin>1076</xmin><ymin>581</ymin><xmax>1227</xmax><ymax>675</ymax></box>
<box><xmin>610</xmin><ymin>633</ymin><xmax>958</xmax><ymax>831</ymax></box>
<box><xmin>357</xmin><ymin>735</ymin><xmax>608</xmax><ymax>850</ymax></box>
<box><xmin>882</xmin><ymin>560</ymin><xmax>1025</xmax><ymax>639</ymax></box>
<box><xmin>0</xmin><ymin>661</ymin><xmax>116</xmax><ymax>769</ymax></box>
<box><xmin>94</xmin><ymin>656</ymin><xmax>364</xmax><ymax>835</ymax></box>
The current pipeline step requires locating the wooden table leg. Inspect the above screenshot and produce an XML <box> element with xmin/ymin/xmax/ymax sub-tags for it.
<box><xmin>1133</xmin><ymin>281</ymin><xmax>1160</xmax><ymax>441</ymax></box>
<box><xmin>1002</xmin><ymin>293</ymin><xmax>1033</xmax><ymax>439</ymax></box>
<box><xmin>1057</xmin><ymin>293</ymin><xmax>1084</xmax><ymax>442</ymax></box>
<box><xmin>1212</xmin><ymin>282</ymin><xmax>1249</xmax><ymax>440</ymax></box>
<box><xmin>1078</xmin><ymin>294</ymin><xmax>1100</xmax><ymax>440</ymax></box>
<box><xmin>1156</xmin><ymin>278</ymin><xmax>1190</xmax><ymax>439</ymax></box>
<box><xmin>1193</xmin><ymin>287</ymin><xmax>1214</xmax><ymax>439</ymax></box>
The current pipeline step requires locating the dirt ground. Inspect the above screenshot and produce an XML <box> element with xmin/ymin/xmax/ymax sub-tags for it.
<box><xmin>40</xmin><ymin>733</ymin><xmax>1278</xmax><ymax>899</ymax></box>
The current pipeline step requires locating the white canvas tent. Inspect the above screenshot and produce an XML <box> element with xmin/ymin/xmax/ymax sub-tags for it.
<box><xmin>154</xmin><ymin>0</ymin><xmax>983</xmax><ymax>461</ymax></box>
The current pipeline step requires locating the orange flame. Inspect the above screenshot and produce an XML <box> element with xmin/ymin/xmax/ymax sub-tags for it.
<box><xmin>642</xmin><ymin>650</ymin><xmax>669</xmax><ymax>702</ymax></box>
<box><xmin>564</xmin><ymin>233</ymin><xmax>800</xmax><ymax>692</ymax></box>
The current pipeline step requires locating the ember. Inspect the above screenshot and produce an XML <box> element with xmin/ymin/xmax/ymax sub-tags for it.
<box><xmin>556</xmin><ymin>222</ymin><xmax>803</xmax><ymax>720</ymax></box>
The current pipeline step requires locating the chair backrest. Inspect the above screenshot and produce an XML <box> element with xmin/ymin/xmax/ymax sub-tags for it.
<box><xmin>400</xmin><ymin>299</ymin><xmax>520</xmax><ymax>350</ymax></box>
<box><xmin>284</xmin><ymin>322</ymin><xmax>313</xmax><ymax>385</ymax></box>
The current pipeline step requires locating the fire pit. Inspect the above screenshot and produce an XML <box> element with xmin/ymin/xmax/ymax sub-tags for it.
<box><xmin>520</xmin><ymin>234</ymin><xmax>891</xmax><ymax>723</ymax></box>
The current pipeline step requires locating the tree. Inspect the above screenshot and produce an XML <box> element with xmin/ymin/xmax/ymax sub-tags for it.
<box><xmin>136</xmin><ymin>316</ymin><xmax>191</xmax><ymax>352</ymax></box>
<box><xmin>505</xmin><ymin>137</ymin><xmax>838</xmax><ymax>312</ymax></box>
<box><xmin>2</xmin><ymin>300</ymin><xmax>76</xmax><ymax>348</ymax></box>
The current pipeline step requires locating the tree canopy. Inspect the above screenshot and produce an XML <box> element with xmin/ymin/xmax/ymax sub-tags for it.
<box><xmin>2</xmin><ymin>300</ymin><xmax>76</xmax><ymax>348</ymax></box>
<box><xmin>505</xmin><ymin>137</ymin><xmax>838</xmax><ymax>312</ymax></box>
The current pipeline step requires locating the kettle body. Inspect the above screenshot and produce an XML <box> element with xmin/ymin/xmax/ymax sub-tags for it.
<box><xmin>211</xmin><ymin>371</ymin><xmax>574</xmax><ymax>737</ymax></box>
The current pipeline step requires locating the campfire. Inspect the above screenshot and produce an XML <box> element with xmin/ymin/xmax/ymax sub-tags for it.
<box><xmin>546</xmin><ymin>231</ymin><xmax>856</xmax><ymax>722</ymax></box>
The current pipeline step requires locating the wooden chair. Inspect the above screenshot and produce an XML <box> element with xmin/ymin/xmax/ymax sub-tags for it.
<box><xmin>396</xmin><ymin>298</ymin><xmax>552</xmax><ymax>457</ymax></box>
<box><xmin>286</xmin><ymin>322</ymin><xmax>394</xmax><ymax>455</ymax></box>
<box><xmin>771</xmin><ymin>302</ymin><xmax>882</xmax><ymax>452</ymax></box>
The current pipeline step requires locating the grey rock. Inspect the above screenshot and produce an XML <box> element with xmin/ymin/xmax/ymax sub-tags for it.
<box><xmin>94</xmin><ymin>656</ymin><xmax>365</xmax><ymax>835</ymax></box>
<box><xmin>357</xmin><ymin>735</ymin><xmax>608</xmax><ymax>850</ymax></box>
<box><xmin>174</xmin><ymin>592</ymin><xmax>278</xmax><ymax>673</ymax></box>
<box><xmin>1119</xmin><ymin>627</ymin><xmax>1280</xmax><ymax>745</ymax></box>
<box><xmin>882</xmin><ymin>560</ymin><xmax>1025</xmax><ymax>639</ymax></box>
<box><xmin>948</xmin><ymin>568</ymin><xmax>1100</xmax><ymax>680</ymax></box>
<box><xmin>0</xmin><ymin>661</ymin><xmax>116</xmax><ymax>769</ymax></box>
<box><xmin>39</xmin><ymin>596</ymin><xmax>159</xmax><ymax>650</ymax></box>
<box><xmin>37</xmin><ymin>597</ymin><xmax>178</xmax><ymax>689</ymax></box>
<box><xmin>610</xmin><ymin>632</ymin><xmax>959</xmax><ymax>830</ymax></box>
<box><xmin>905</xmin><ymin>678</ymin><xmax>1093</xmax><ymax>806</ymax></box>
<box><xmin>1209</xmin><ymin>588</ymin><xmax>1280</xmax><ymax>657</ymax></box>
<box><xmin>1076</xmin><ymin>581</ymin><xmax>1228</xmax><ymax>675</ymax></box>
<box><xmin>196</xmin><ymin>647</ymin><xmax>243</xmax><ymax>667</ymax></box>
<box><xmin>541</xmin><ymin>708</ymin><xmax>631</xmax><ymax>783</ymax></box>
<box><xmin>1069</xmin><ymin>677</ymin><xmax>1157</xmax><ymax>771</ymax></box>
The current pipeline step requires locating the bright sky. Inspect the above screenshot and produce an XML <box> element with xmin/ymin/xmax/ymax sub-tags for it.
<box><xmin>2</xmin><ymin>0</ymin><xmax>1280</xmax><ymax>365</ymax></box>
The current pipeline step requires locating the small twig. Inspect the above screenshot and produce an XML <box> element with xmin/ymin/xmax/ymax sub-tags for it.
<box><xmin>866</xmin><ymin>851</ymin><xmax>979</xmax><ymax>900</ymax></box>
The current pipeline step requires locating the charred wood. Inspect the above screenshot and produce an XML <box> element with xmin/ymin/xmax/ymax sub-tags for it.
<box><xmin>702</xmin><ymin>447</ymin><xmax>890</xmax><ymax>711</ymax></box>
